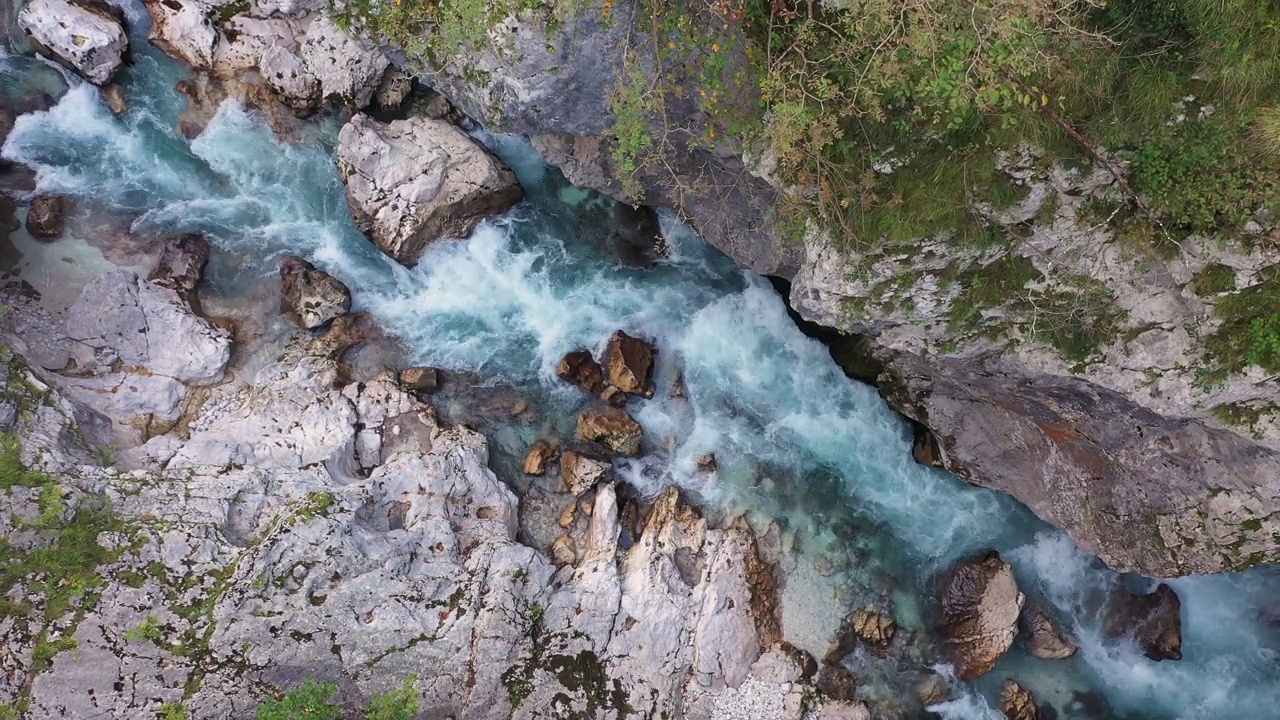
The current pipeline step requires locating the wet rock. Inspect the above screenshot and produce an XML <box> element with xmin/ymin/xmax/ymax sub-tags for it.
<box><xmin>576</xmin><ymin>406</ymin><xmax>643</xmax><ymax>457</ymax></box>
<box><xmin>696</xmin><ymin>452</ymin><xmax>718</xmax><ymax>474</ymax></box>
<box><xmin>102</xmin><ymin>83</ymin><xmax>128</xmax><ymax>115</ymax></box>
<box><xmin>1103</xmin><ymin>583</ymin><xmax>1182</xmax><ymax>661</ymax></box>
<box><xmin>600</xmin><ymin>384</ymin><xmax>626</xmax><ymax>407</ymax></box>
<box><xmin>603</xmin><ymin>329</ymin><xmax>655</xmax><ymax>398</ymax></box>
<box><xmin>560</xmin><ymin>450</ymin><xmax>609</xmax><ymax>495</ymax></box>
<box><xmin>147</xmin><ymin>233</ymin><xmax>209</xmax><ymax>296</ymax></box>
<box><xmin>1000</xmin><ymin>680</ymin><xmax>1039</xmax><ymax>720</ymax></box>
<box><xmin>557</xmin><ymin>349</ymin><xmax>605</xmax><ymax>394</ymax></box>
<box><xmin>937</xmin><ymin>552</ymin><xmax>1024</xmax><ymax>680</ymax></box>
<box><xmin>18</xmin><ymin>0</ymin><xmax>128</xmax><ymax>85</ymax></box>
<box><xmin>336</xmin><ymin>113</ymin><xmax>523</xmax><ymax>265</ymax></box>
<box><xmin>815</xmin><ymin>663</ymin><xmax>857</xmax><ymax>702</ymax></box>
<box><xmin>551</xmin><ymin>534</ymin><xmax>577</xmax><ymax>566</ymax></box>
<box><xmin>144</xmin><ymin>0</ymin><xmax>217</xmax><ymax>69</ymax></box>
<box><xmin>279</xmin><ymin>256</ymin><xmax>351</xmax><ymax>330</ymax></box>
<box><xmin>851</xmin><ymin>608</ymin><xmax>896</xmax><ymax>646</ymax></box>
<box><xmin>523</xmin><ymin>439</ymin><xmax>558</xmax><ymax>476</ymax></box>
<box><xmin>1019</xmin><ymin>603</ymin><xmax>1078</xmax><ymax>660</ymax></box>
<box><xmin>398</xmin><ymin>367</ymin><xmax>439</xmax><ymax>395</ymax></box>
<box><xmin>915</xmin><ymin>672</ymin><xmax>950</xmax><ymax>706</ymax></box>
<box><xmin>25</xmin><ymin>195</ymin><xmax>66</xmax><ymax>240</ymax></box>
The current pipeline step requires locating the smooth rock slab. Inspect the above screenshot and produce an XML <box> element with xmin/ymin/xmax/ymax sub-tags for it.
<box><xmin>336</xmin><ymin>113</ymin><xmax>523</xmax><ymax>265</ymax></box>
<box><xmin>18</xmin><ymin>0</ymin><xmax>128</xmax><ymax>85</ymax></box>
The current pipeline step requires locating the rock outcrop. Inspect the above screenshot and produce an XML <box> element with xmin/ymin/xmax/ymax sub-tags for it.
<box><xmin>561</xmin><ymin>450</ymin><xmax>609</xmax><ymax>495</ymax></box>
<box><xmin>557</xmin><ymin>348</ymin><xmax>606</xmax><ymax>394</ymax></box>
<box><xmin>1103</xmin><ymin>584</ymin><xmax>1182</xmax><ymax>661</ymax></box>
<box><xmin>25</xmin><ymin>194</ymin><xmax>65</xmax><ymax>239</ymax></box>
<box><xmin>335</xmin><ymin>113</ymin><xmax>523</xmax><ymax>265</ymax></box>
<box><xmin>936</xmin><ymin>552</ymin><xmax>1024</xmax><ymax>680</ymax></box>
<box><xmin>879</xmin><ymin>351</ymin><xmax>1280</xmax><ymax>576</ymax></box>
<box><xmin>145</xmin><ymin>0</ymin><xmax>217</xmax><ymax>69</ymax></box>
<box><xmin>18</xmin><ymin>0</ymin><xmax>128</xmax><ymax>85</ymax></box>
<box><xmin>279</xmin><ymin>256</ymin><xmax>351</xmax><ymax>330</ymax></box>
<box><xmin>604</xmin><ymin>329</ymin><xmax>656</xmax><ymax>399</ymax></box>
<box><xmin>147</xmin><ymin>233</ymin><xmax>209</xmax><ymax>297</ymax></box>
<box><xmin>576</xmin><ymin>406</ymin><xmax>643</xmax><ymax>457</ymax></box>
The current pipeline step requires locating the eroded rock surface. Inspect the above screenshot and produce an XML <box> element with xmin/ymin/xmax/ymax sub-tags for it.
<box><xmin>18</xmin><ymin>0</ymin><xmax>128</xmax><ymax>85</ymax></box>
<box><xmin>279</xmin><ymin>256</ymin><xmax>351</xmax><ymax>329</ymax></box>
<box><xmin>336</xmin><ymin>113</ymin><xmax>523</xmax><ymax>265</ymax></box>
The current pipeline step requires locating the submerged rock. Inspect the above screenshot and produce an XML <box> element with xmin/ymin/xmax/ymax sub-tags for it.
<box><xmin>147</xmin><ymin>233</ymin><xmax>209</xmax><ymax>297</ymax></box>
<box><xmin>915</xmin><ymin>672</ymin><xmax>951</xmax><ymax>706</ymax></box>
<box><xmin>604</xmin><ymin>329</ymin><xmax>656</xmax><ymax>398</ymax></box>
<box><xmin>815</xmin><ymin>663</ymin><xmax>858</xmax><ymax>702</ymax></box>
<box><xmin>576</xmin><ymin>406</ymin><xmax>643</xmax><ymax>457</ymax></box>
<box><xmin>1000</xmin><ymin>680</ymin><xmax>1039</xmax><ymax>720</ymax></box>
<box><xmin>557</xmin><ymin>349</ymin><xmax>605</xmax><ymax>394</ymax></box>
<box><xmin>561</xmin><ymin>450</ymin><xmax>609</xmax><ymax>495</ymax></box>
<box><xmin>1019</xmin><ymin>602</ymin><xmax>1078</xmax><ymax>660</ymax></box>
<box><xmin>336</xmin><ymin>113</ymin><xmax>523</xmax><ymax>265</ymax></box>
<box><xmin>523</xmin><ymin>439</ymin><xmax>558</xmax><ymax>476</ymax></box>
<box><xmin>1104</xmin><ymin>583</ymin><xmax>1182</xmax><ymax>661</ymax></box>
<box><xmin>279</xmin><ymin>256</ymin><xmax>351</xmax><ymax>329</ymax></box>
<box><xmin>936</xmin><ymin>552</ymin><xmax>1024</xmax><ymax>680</ymax></box>
<box><xmin>18</xmin><ymin>0</ymin><xmax>128</xmax><ymax>85</ymax></box>
<box><xmin>25</xmin><ymin>195</ymin><xmax>65</xmax><ymax>239</ymax></box>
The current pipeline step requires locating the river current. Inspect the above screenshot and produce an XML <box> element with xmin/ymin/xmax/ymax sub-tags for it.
<box><xmin>3</xmin><ymin>4</ymin><xmax>1280</xmax><ymax>718</ymax></box>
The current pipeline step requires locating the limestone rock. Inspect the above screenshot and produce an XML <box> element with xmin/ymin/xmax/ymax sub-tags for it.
<box><xmin>375</xmin><ymin>67</ymin><xmax>413</xmax><ymax>110</ymax></box>
<box><xmin>999</xmin><ymin>680</ymin><xmax>1039</xmax><ymax>720</ymax></box>
<box><xmin>147</xmin><ymin>233</ymin><xmax>209</xmax><ymax>296</ymax></box>
<box><xmin>145</xmin><ymin>0</ymin><xmax>218</xmax><ymax>69</ymax></box>
<box><xmin>603</xmin><ymin>329</ymin><xmax>655</xmax><ymax>398</ymax></box>
<box><xmin>576</xmin><ymin>406</ymin><xmax>642</xmax><ymax>457</ymax></box>
<box><xmin>560</xmin><ymin>450</ymin><xmax>608</xmax><ymax>495</ymax></box>
<box><xmin>398</xmin><ymin>367</ymin><xmax>439</xmax><ymax>395</ymax></box>
<box><xmin>1103</xmin><ymin>583</ymin><xmax>1182</xmax><ymax>661</ymax></box>
<box><xmin>336</xmin><ymin>113</ymin><xmax>523</xmax><ymax>265</ymax></box>
<box><xmin>551</xmin><ymin>534</ymin><xmax>577</xmax><ymax>566</ymax></box>
<box><xmin>25</xmin><ymin>195</ymin><xmax>65</xmax><ymax>239</ymax></box>
<box><xmin>523</xmin><ymin>439</ymin><xmax>558</xmax><ymax>476</ymax></box>
<box><xmin>936</xmin><ymin>552</ymin><xmax>1023</xmax><ymax>680</ymax></box>
<box><xmin>18</xmin><ymin>0</ymin><xmax>128</xmax><ymax>85</ymax></box>
<box><xmin>279</xmin><ymin>256</ymin><xmax>351</xmax><ymax>329</ymax></box>
<box><xmin>557</xmin><ymin>349</ymin><xmax>606</xmax><ymax>394</ymax></box>
<box><xmin>1019</xmin><ymin>603</ymin><xmax>1077</xmax><ymax>660</ymax></box>
<box><xmin>259</xmin><ymin>45</ymin><xmax>319</xmax><ymax>110</ymax></box>
<box><xmin>297</xmin><ymin>17</ymin><xmax>389</xmax><ymax>108</ymax></box>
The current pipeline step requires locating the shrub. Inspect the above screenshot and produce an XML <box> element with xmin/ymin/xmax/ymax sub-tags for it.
<box><xmin>257</xmin><ymin>679</ymin><xmax>341</xmax><ymax>720</ymax></box>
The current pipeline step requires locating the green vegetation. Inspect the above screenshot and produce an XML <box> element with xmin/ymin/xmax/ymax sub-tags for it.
<box><xmin>158</xmin><ymin>703</ymin><xmax>191</xmax><ymax>720</ymax></box>
<box><xmin>364</xmin><ymin>674</ymin><xmax>420</xmax><ymax>720</ymax></box>
<box><xmin>1206</xmin><ymin>268</ymin><xmax>1280</xmax><ymax>374</ymax></box>
<box><xmin>125</xmin><ymin>615</ymin><xmax>166</xmax><ymax>645</ymax></box>
<box><xmin>256</xmin><ymin>679</ymin><xmax>341</xmax><ymax>720</ymax></box>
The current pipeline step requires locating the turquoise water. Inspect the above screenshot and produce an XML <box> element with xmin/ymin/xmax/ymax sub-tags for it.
<box><xmin>4</xmin><ymin>4</ymin><xmax>1280</xmax><ymax>717</ymax></box>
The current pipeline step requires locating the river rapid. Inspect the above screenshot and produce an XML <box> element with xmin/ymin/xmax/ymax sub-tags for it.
<box><xmin>3</xmin><ymin>4</ymin><xmax>1280</xmax><ymax>718</ymax></box>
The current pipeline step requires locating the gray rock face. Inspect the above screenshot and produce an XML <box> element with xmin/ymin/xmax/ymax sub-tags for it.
<box><xmin>936</xmin><ymin>552</ymin><xmax>1024</xmax><ymax>681</ymax></box>
<box><xmin>18</xmin><ymin>0</ymin><xmax>128</xmax><ymax>85</ymax></box>
<box><xmin>880</xmin><ymin>352</ymin><xmax>1280</xmax><ymax>576</ymax></box>
<box><xmin>336</xmin><ymin>113</ymin><xmax>523</xmax><ymax>265</ymax></box>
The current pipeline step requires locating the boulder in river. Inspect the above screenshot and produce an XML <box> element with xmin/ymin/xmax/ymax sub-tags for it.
<box><xmin>147</xmin><ymin>233</ymin><xmax>209</xmax><ymax>296</ymax></box>
<box><xmin>279</xmin><ymin>256</ymin><xmax>351</xmax><ymax>330</ymax></box>
<box><xmin>1019</xmin><ymin>602</ymin><xmax>1078</xmax><ymax>660</ymax></box>
<box><xmin>25</xmin><ymin>195</ymin><xmax>66</xmax><ymax>240</ymax></box>
<box><xmin>398</xmin><ymin>367</ymin><xmax>439</xmax><ymax>395</ymax></box>
<box><xmin>1103</xmin><ymin>583</ymin><xmax>1182</xmax><ymax>661</ymax></box>
<box><xmin>524</xmin><ymin>439</ymin><xmax>558</xmax><ymax>476</ymax></box>
<box><xmin>336</xmin><ymin>113</ymin><xmax>523</xmax><ymax>265</ymax></box>
<box><xmin>557</xmin><ymin>349</ymin><xmax>605</xmax><ymax>394</ymax></box>
<box><xmin>144</xmin><ymin>0</ymin><xmax>217</xmax><ymax>69</ymax></box>
<box><xmin>576</xmin><ymin>406</ymin><xmax>643</xmax><ymax>457</ymax></box>
<box><xmin>604</xmin><ymin>329</ymin><xmax>656</xmax><ymax>398</ymax></box>
<box><xmin>561</xmin><ymin>450</ymin><xmax>609</xmax><ymax>495</ymax></box>
<box><xmin>936</xmin><ymin>551</ymin><xmax>1024</xmax><ymax>680</ymax></box>
<box><xmin>851</xmin><ymin>608</ymin><xmax>896</xmax><ymax>646</ymax></box>
<box><xmin>18</xmin><ymin>0</ymin><xmax>128</xmax><ymax>85</ymax></box>
<box><xmin>999</xmin><ymin>680</ymin><xmax>1039</xmax><ymax>720</ymax></box>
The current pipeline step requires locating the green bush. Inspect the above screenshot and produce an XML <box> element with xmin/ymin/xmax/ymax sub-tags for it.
<box><xmin>365</xmin><ymin>675</ymin><xmax>419</xmax><ymax>720</ymax></box>
<box><xmin>257</xmin><ymin>679</ymin><xmax>341</xmax><ymax>720</ymax></box>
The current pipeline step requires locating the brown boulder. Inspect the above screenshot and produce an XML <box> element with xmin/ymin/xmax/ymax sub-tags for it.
<box><xmin>523</xmin><ymin>439</ymin><xmax>559</xmax><ymax>476</ymax></box>
<box><xmin>1019</xmin><ymin>603</ymin><xmax>1077</xmax><ymax>660</ymax></box>
<box><xmin>937</xmin><ymin>552</ymin><xmax>1024</xmax><ymax>680</ymax></box>
<box><xmin>280</xmin><ymin>256</ymin><xmax>351</xmax><ymax>329</ymax></box>
<box><xmin>557</xmin><ymin>349</ymin><xmax>605</xmax><ymax>394</ymax></box>
<box><xmin>603</xmin><ymin>330</ymin><xmax>655</xmax><ymax>398</ymax></box>
<box><xmin>551</xmin><ymin>535</ymin><xmax>577</xmax><ymax>566</ymax></box>
<box><xmin>999</xmin><ymin>680</ymin><xmax>1039</xmax><ymax>720</ymax></box>
<box><xmin>1103</xmin><ymin>583</ymin><xmax>1181</xmax><ymax>661</ymax></box>
<box><xmin>815</xmin><ymin>663</ymin><xmax>857</xmax><ymax>702</ymax></box>
<box><xmin>915</xmin><ymin>672</ymin><xmax>950</xmax><ymax>706</ymax></box>
<box><xmin>576</xmin><ymin>406</ymin><xmax>643</xmax><ymax>457</ymax></box>
<box><xmin>148</xmin><ymin>233</ymin><xmax>209</xmax><ymax>296</ymax></box>
<box><xmin>561</xmin><ymin>450</ymin><xmax>610</xmax><ymax>495</ymax></box>
<box><xmin>25</xmin><ymin>195</ymin><xmax>65</xmax><ymax>239</ymax></box>
<box><xmin>852</xmin><ymin>608</ymin><xmax>896</xmax><ymax>646</ymax></box>
<box><xmin>399</xmin><ymin>367</ymin><xmax>440</xmax><ymax>395</ymax></box>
